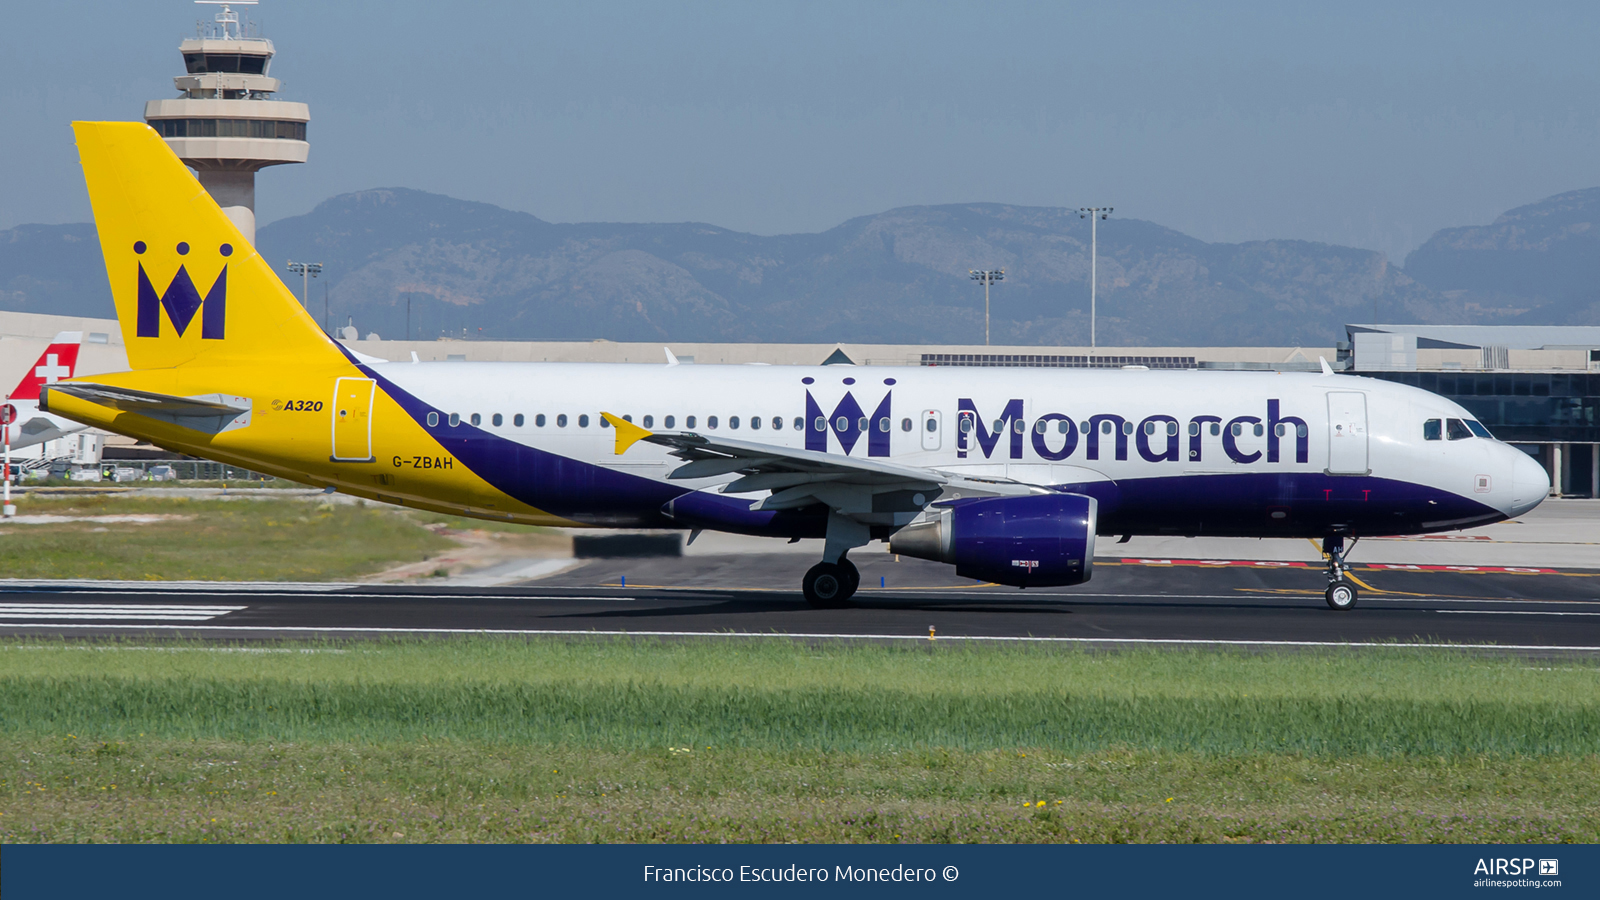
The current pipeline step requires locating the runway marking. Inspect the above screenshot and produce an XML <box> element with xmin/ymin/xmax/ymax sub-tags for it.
<box><xmin>1115</xmin><ymin>559</ymin><xmax>1566</xmax><ymax>575</ymax></box>
<box><xmin>0</xmin><ymin>603</ymin><xmax>244</xmax><ymax>622</ymax></box>
<box><xmin>1436</xmin><ymin>610</ymin><xmax>1600</xmax><ymax>617</ymax></box>
<box><xmin>0</xmin><ymin>591</ymin><xmax>635</xmax><ymax>603</ymax></box>
<box><xmin>0</xmin><ymin>580</ymin><xmax>353</xmax><ymax>592</ymax></box>
<box><xmin>0</xmin><ymin>622</ymin><xmax>1595</xmax><ymax>652</ymax></box>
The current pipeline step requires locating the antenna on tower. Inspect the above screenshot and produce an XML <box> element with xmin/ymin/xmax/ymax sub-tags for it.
<box><xmin>195</xmin><ymin>1</ymin><xmax>259</xmax><ymax>41</ymax></box>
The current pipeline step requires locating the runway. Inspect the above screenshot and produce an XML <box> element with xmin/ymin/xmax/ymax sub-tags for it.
<box><xmin>3</xmin><ymin>554</ymin><xmax>1600</xmax><ymax>653</ymax></box>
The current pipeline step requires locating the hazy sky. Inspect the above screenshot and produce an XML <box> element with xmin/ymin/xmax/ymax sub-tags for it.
<box><xmin>3</xmin><ymin>1</ymin><xmax>1597</xmax><ymax>262</ymax></box>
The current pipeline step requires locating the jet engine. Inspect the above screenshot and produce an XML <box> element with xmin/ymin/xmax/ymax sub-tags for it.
<box><xmin>888</xmin><ymin>493</ymin><xmax>1098</xmax><ymax>588</ymax></box>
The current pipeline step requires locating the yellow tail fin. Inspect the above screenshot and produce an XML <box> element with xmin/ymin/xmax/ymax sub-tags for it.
<box><xmin>73</xmin><ymin>121</ymin><xmax>341</xmax><ymax>371</ymax></box>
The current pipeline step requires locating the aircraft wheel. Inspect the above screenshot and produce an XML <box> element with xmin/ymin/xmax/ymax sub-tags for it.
<box><xmin>1325</xmin><ymin>580</ymin><xmax>1358</xmax><ymax>612</ymax></box>
<box><xmin>803</xmin><ymin>562</ymin><xmax>853</xmax><ymax>608</ymax></box>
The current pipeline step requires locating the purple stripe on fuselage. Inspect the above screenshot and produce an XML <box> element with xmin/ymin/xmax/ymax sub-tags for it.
<box><xmin>344</xmin><ymin>351</ymin><xmax>826</xmax><ymax>536</ymax></box>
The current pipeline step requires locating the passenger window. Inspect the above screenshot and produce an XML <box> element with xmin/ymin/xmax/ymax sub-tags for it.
<box><xmin>1209</xmin><ymin>423</ymin><xmax>1221</xmax><ymax>436</ymax></box>
<box><xmin>513</xmin><ymin>414</ymin><xmax>523</xmax><ymax>427</ymax></box>
<box><xmin>1230</xmin><ymin>423</ymin><xmax>1241</xmax><ymax>437</ymax></box>
<box><xmin>1466</xmin><ymin>420</ymin><xmax>1493</xmax><ymax>439</ymax></box>
<box><xmin>959</xmin><ymin>418</ymin><xmax>974</xmax><ymax>433</ymax></box>
<box><xmin>578</xmin><ymin>414</ymin><xmax>589</xmax><ymax>428</ymax></box>
<box><xmin>535</xmin><ymin>414</ymin><xmax>545</xmax><ymax>427</ymax></box>
<box><xmin>665</xmin><ymin>415</ymin><xmax>675</xmax><ymax>429</ymax></box>
<box><xmin>1058</xmin><ymin>420</ymin><xmax>1070</xmax><ymax>434</ymax></box>
<box><xmin>1187</xmin><ymin>421</ymin><xmax>1199</xmax><ymax>436</ymax></box>
<box><xmin>794</xmin><ymin>417</ymin><xmax>805</xmax><ymax>431</ymax></box>
<box><xmin>1253</xmin><ymin>423</ymin><xmax>1264</xmax><ymax>437</ymax></box>
<box><xmin>773</xmin><ymin>417</ymin><xmax>784</xmax><ymax>430</ymax></box>
<box><xmin>860</xmin><ymin>417</ymin><xmax>870</xmax><ymax>431</ymax></box>
<box><xmin>492</xmin><ymin>413</ymin><xmax>502</xmax><ymax>427</ymax></box>
<box><xmin>902</xmin><ymin>418</ymin><xmax>913</xmax><ymax>432</ymax></box>
<box><xmin>643</xmin><ymin>415</ymin><xmax>654</xmax><ymax>428</ymax></box>
<box><xmin>707</xmin><ymin>416</ymin><xmax>718</xmax><ymax>429</ymax></box>
<box><xmin>1011</xmin><ymin>419</ymin><xmax>1024</xmax><ymax>435</ymax></box>
<box><xmin>470</xmin><ymin>413</ymin><xmax>481</xmax><ymax>427</ymax></box>
<box><xmin>1297</xmin><ymin>424</ymin><xmax>1307</xmax><ymax>438</ymax></box>
<box><xmin>556</xmin><ymin>414</ymin><xmax>567</xmax><ymax>427</ymax></box>
<box><xmin>1036</xmin><ymin>420</ymin><xmax>1048</xmax><ymax>434</ymax></box>
<box><xmin>879</xmin><ymin>417</ymin><xmax>891</xmax><ymax>432</ymax></box>
<box><xmin>426</xmin><ymin>412</ymin><xmax>439</xmax><ymax>427</ymax></box>
<box><xmin>1143</xmin><ymin>421</ymin><xmax>1155</xmax><ymax>435</ymax></box>
<box><xmin>448</xmin><ymin>413</ymin><xmax>460</xmax><ymax>427</ymax></box>
<box><xmin>687</xmin><ymin>415</ymin><xmax>697</xmax><ymax>429</ymax></box>
<box><xmin>1446</xmin><ymin>418</ymin><xmax>1472</xmax><ymax>440</ymax></box>
<box><xmin>1101</xmin><ymin>421</ymin><xmax>1112</xmax><ymax>434</ymax></box>
<box><xmin>1167</xmin><ymin>421</ymin><xmax>1178</xmax><ymax>436</ymax></box>
<box><xmin>1121</xmin><ymin>422</ymin><xmax>1133</xmax><ymax>435</ymax></box>
<box><xmin>749</xmin><ymin>416</ymin><xmax>760</xmax><ymax>430</ymax></box>
<box><xmin>815</xmin><ymin>417</ymin><xmax>827</xmax><ymax>431</ymax></box>
<box><xmin>730</xmin><ymin>416</ymin><xmax>740</xmax><ymax>429</ymax></box>
<box><xmin>1423</xmin><ymin>419</ymin><xmax>1442</xmax><ymax>441</ymax></box>
<box><xmin>926</xmin><ymin>418</ymin><xmax>938</xmax><ymax>433</ymax></box>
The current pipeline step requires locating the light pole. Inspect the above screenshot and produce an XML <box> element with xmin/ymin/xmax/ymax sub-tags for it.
<box><xmin>1079</xmin><ymin>207</ymin><xmax>1112</xmax><ymax>351</ymax></box>
<box><xmin>285</xmin><ymin>260</ymin><xmax>322</xmax><ymax>310</ymax></box>
<box><xmin>969</xmin><ymin>269</ymin><xmax>1005</xmax><ymax>346</ymax></box>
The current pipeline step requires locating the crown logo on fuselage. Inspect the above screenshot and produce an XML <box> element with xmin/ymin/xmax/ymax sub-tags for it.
<box><xmin>133</xmin><ymin>240</ymin><xmax>231</xmax><ymax>339</ymax></box>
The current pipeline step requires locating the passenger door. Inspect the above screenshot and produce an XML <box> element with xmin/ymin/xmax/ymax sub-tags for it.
<box><xmin>1325</xmin><ymin>391</ymin><xmax>1368</xmax><ymax>474</ymax></box>
<box><xmin>331</xmin><ymin>377</ymin><xmax>376</xmax><ymax>462</ymax></box>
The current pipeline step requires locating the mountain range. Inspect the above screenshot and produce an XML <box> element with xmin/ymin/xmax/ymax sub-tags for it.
<box><xmin>5</xmin><ymin>187</ymin><xmax>1598</xmax><ymax>346</ymax></box>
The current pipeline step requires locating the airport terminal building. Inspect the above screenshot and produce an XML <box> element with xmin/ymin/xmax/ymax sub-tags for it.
<box><xmin>3</xmin><ymin>312</ymin><xmax>1596</xmax><ymax>496</ymax></box>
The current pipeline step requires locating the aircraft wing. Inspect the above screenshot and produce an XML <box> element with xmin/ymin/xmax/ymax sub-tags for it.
<box><xmin>600</xmin><ymin>412</ymin><xmax>1037</xmax><ymax>516</ymax></box>
<box><xmin>41</xmin><ymin>383</ymin><xmax>253</xmax><ymax>435</ymax></box>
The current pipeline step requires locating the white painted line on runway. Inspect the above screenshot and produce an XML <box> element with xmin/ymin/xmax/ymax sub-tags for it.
<box><xmin>0</xmin><ymin>622</ymin><xmax>1595</xmax><ymax>652</ymax></box>
<box><xmin>0</xmin><ymin>591</ymin><xmax>635</xmax><ymax>602</ymax></box>
<box><xmin>1436</xmin><ymin>610</ymin><xmax>1600</xmax><ymax>616</ymax></box>
<box><xmin>0</xmin><ymin>603</ymin><xmax>244</xmax><ymax>622</ymax></box>
<box><xmin>0</xmin><ymin>580</ymin><xmax>351</xmax><ymax>592</ymax></box>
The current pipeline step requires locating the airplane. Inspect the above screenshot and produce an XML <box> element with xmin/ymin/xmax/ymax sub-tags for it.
<box><xmin>3</xmin><ymin>332</ymin><xmax>89</xmax><ymax>453</ymax></box>
<box><xmin>41</xmin><ymin>121</ymin><xmax>1550</xmax><ymax>611</ymax></box>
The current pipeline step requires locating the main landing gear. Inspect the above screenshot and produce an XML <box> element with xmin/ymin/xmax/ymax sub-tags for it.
<box><xmin>1321</xmin><ymin>535</ymin><xmax>1359</xmax><ymax>611</ymax></box>
<box><xmin>803</xmin><ymin>555</ymin><xmax>860</xmax><ymax>608</ymax></box>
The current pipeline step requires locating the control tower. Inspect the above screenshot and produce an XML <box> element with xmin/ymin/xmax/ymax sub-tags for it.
<box><xmin>143</xmin><ymin>1</ymin><xmax>309</xmax><ymax>245</ymax></box>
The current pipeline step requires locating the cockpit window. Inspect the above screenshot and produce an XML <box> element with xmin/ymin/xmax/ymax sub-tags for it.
<box><xmin>1446</xmin><ymin>418</ymin><xmax>1473</xmax><ymax>440</ymax></box>
<box><xmin>1466</xmin><ymin>420</ymin><xmax>1493</xmax><ymax>439</ymax></box>
<box><xmin>1423</xmin><ymin>419</ymin><xmax>1442</xmax><ymax>441</ymax></box>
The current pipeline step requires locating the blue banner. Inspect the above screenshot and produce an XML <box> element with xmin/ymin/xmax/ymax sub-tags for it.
<box><xmin>3</xmin><ymin>843</ymin><xmax>1594</xmax><ymax>899</ymax></box>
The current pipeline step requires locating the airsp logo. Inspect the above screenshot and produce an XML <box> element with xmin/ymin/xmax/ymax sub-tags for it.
<box><xmin>134</xmin><ymin>240</ymin><xmax>232</xmax><ymax>340</ymax></box>
<box><xmin>1473</xmin><ymin>858</ymin><xmax>1550</xmax><ymax>876</ymax></box>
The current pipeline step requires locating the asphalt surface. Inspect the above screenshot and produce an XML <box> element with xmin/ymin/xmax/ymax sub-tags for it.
<box><xmin>3</xmin><ymin>554</ymin><xmax>1600</xmax><ymax>653</ymax></box>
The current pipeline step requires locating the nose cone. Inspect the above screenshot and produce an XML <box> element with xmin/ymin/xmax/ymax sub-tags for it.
<box><xmin>1508</xmin><ymin>450</ymin><xmax>1550</xmax><ymax>517</ymax></box>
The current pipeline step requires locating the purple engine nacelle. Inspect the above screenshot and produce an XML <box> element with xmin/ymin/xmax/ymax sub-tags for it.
<box><xmin>888</xmin><ymin>493</ymin><xmax>1098</xmax><ymax>588</ymax></box>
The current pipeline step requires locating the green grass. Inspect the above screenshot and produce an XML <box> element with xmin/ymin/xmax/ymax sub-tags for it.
<box><xmin>0</xmin><ymin>639</ymin><xmax>1596</xmax><ymax>842</ymax></box>
<box><xmin>1</xmin><ymin>639</ymin><xmax>1596</xmax><ymax>754</ymax></box>
<box><xmin>0</xmin><ymin>497</ymin><xmax>455</xmax><ymax>581</ymax></box>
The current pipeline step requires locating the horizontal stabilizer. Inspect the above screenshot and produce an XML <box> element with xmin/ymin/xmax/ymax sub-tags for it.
<box><xmin>41</xmin><ymin>383</ymin><xmax>252</xmax><ymax>435</ymax></box>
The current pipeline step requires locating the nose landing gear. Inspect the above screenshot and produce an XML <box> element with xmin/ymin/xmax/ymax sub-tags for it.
<box><xmin>1322</xmin><ymin>535</ymin><xmax>1359</xmax><ymax>611</ymax></box>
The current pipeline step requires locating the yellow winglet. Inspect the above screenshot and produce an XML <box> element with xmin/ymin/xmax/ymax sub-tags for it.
<box><xmin>601</xmin><ymin>412</ymin><xmax>652</xmax><ymax>455</ymax></box>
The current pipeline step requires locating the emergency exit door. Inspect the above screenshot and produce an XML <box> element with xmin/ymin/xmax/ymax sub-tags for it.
<box><xmin>1325</xmin><ymin>391</ymin><xmax>1368</xmax><ymax>475</ymax></box>
<box><xmin>331</xmin><ymin>377</ymin><xmax>376</xmax><ymax>462</ymax></box>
